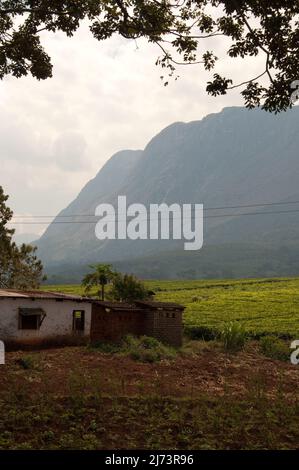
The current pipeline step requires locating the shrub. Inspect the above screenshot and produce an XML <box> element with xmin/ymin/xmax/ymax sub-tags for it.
<box><xmin>180</xmin><ymin>339</ymin><xmax>220</xmax><ymax>357</ymax></box>
<box><xmin>17</xmin><ymin>354</ymin><xmax>37</xmax><ymax>370</ymax></box>
<box><xmin>122</xmin><ymin>335</ymin><xmax>176</xmax><ymax>363</ymax></box>
<box><xmin>184</xmin><ymin>325</ymin><xmax>216</xmax><ymax>341</ymax></box>
<box><xmin>88</xmin><ymin>341</ymin><xmax>122</xmax><ymax>354</ymax></box>
<box><xmin>259</xmin><ymin>336</ymin><xmax>290</xmax><ymax>362</ymax></box>
<box><xmin>220</xmin><ymin>322</ymin><xmax>247</xmax><ymax>352</ymax></box>
<box><xmin>89</xmin><ymin>335</ymin><xmax>176</xmax><ymax>363</ymax></box>
<box><xmin>139</xmin><ymin>336</ymin><xmax>161</xmax><ymax>349</ymax></box>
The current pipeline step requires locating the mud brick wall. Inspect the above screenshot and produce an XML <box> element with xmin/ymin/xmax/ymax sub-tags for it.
<box><xmin>143</xmin><ymin>308</ymin><xmax>183</xmax><ymax>348</ymax></box>
<box><xmin>90</xmin><ymin>304</ymin><xmax>146</xmax><ymax>343</ymax></box>
<box><xmin>90</xmin><ymin>304</ymin><xmax>183</xmax><ymax>348</ymax></box>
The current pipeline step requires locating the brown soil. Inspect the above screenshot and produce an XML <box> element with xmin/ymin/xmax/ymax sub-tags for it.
<box><xmin>1</xmin><ymin>342</ymin><xmax>298</xmax><ymax>401</ymax></box>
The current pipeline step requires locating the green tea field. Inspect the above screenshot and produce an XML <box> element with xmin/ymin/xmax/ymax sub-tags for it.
<box><xmin>44</xmin><ymin>277</ymin><xmax>299</xmax><ymax>339</ymax></box>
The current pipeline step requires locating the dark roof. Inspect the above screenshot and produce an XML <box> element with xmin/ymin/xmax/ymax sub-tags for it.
<box><xmin>0</xmin><ymin>290</ymin><xmax>185</xmax><ymax>310</ymax></box>
<box><xmin>135</xmin><ymin>300</ymin><xmax>185</xmax><ymax>310</ymax></box>
<box><xmin>95</xmin><ymin>300</ymin><xmax>185</xmax><ymax>310</ymax></box>
<box><xmin>93</xmin><ymin>301</ymin><xmax>142</xmax><ymax>311</ymax></box>
<box><xmin>0</xmin><ymin>289</ymin><xmax>90</xmax><ymax>302</ymax></box>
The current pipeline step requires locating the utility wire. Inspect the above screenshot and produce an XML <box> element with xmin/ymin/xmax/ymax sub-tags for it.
<box><xmin>8</xmin><ymin>208</ymin><xmax>299</xmax><ymax>225</ymax></box>
<box><xmin>10</xmin><ymin>199</ymin><xmax>299</xmax><ymax>219</ymax></box>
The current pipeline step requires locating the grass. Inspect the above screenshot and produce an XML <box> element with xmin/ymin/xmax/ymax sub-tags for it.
<box><xmin>219</xmin><ymin>322</ymin><xmax>247</xmax><ymax>352</ymax></box>
<box><xmin>259</xmin><ymin>336</ymin><xmax>291</xmax><ymax>362</ymax></box>
<box><xmin>44</xmin><ymin>277</ymin><xmax>299</xmax><ymax>338</ymax></box>
<box><xmin>1</xmin><ymin>394</ymin><xmax>298</xmax><ymax>449</ymax></box>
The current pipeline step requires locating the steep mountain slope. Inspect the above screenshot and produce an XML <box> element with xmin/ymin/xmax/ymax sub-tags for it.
<box><xmin>36</xmin><ymin>149</ymin><xmax>143</xmax><ymax>262</ymax></box>
<box><xmin>36</xmin><ymin>106</ymin><xmax>299</xmax><ymax>279</ymax></box>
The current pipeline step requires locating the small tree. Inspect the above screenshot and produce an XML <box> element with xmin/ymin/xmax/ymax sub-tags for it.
<box><xmin>0</xmin><ymin>186</ymin><xmax>45</xmax><ymax>289</ymax></box>
<box><xmin>82</xmin><ymin>264</ymin><xmax>117</xmax><ymax>300</ymax></box>
<box><xmin>109</xmin><ymin>273</ymin><xmax>153</xmax><ymax>304</ymax></box>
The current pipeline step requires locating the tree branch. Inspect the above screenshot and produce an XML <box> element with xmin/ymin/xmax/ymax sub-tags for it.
<box><xmin>156</xmin><ymin>41</ymin><xmax>204</xmax><ymax>66</ymax></box>
<box><xmin>0</xmin><ymin>8</ymin><xmax>71</xmax><ymax>16</ymax></box>
<box><xmin>227</xmin><ymin>70</ymin><xmax>267</xmax><ymax>90</ymax></box>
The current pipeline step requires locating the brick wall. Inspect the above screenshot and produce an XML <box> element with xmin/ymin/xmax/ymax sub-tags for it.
<box><xmin>143</xmin><ymin>308</ymin><xmax>183</xmax><ymax>348</ymax></box>
<box><xmin>90</xmin><ymin>303</ymin><xmax>183</xmax><ymax>348</ymax></box>
<box><xmin>90</xmin><ymin>304</ymin><xmax>145</xmax><ymax>343</ymax></box>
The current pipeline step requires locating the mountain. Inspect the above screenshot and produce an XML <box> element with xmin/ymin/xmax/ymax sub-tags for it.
<box><xmin>35</xmin><ymin>149</ymin><xmax>143</xmax><ymax>263</ymax></box>
<box><xmin>36</xmin><ymin>106</ymin><xmax>299</xmax><ymax>281</ymax></box>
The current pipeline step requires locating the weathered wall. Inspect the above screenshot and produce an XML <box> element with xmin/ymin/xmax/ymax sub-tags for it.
<box><xmin>90</xmin><ymin>305</ymin><xmax>145</xmax><ymax>343</ymax></box>
<box><xmin>0</xmin><ymin>298</ymin><xmax>92</xmax><ymax>345</ymax></box>
<box><xmin>0</xmin><ymin>298</ymin><xmax>184</xmax><ymax>348</ymax></box>
<box><xmin>91</xmin><ymin>304</ymin><xmax>183</xmax><ymax>348</ymax></box>
<box><xmin>148</xmin><ymin>308</ymin><xmax>183</xmax><ymax>348</ymax></box>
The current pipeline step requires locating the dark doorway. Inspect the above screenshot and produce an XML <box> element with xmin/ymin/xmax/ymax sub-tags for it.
<box><xmin>72</xmin><ymin>310</ymin><xmax>85</xmax><ymax>333</ymax></box>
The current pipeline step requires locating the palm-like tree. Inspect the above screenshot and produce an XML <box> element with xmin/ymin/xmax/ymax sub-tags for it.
<box><xmin>82</xmin><ymin>264</ymin><xmax>117</xmax><ymax>300</ymax></box>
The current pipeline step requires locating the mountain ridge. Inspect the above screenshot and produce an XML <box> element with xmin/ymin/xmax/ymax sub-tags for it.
<box><xmin>35</xmin><ymin>106</ymin><xmax>299</xmax><ymax>280</ymax></box>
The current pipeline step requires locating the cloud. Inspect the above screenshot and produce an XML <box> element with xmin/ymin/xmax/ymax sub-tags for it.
<box><xmin>0</xmin><ymin>22</ymin><xmax>266</xmax><ymax>238</ymax></box>
<box><xmin>52</xmin><ymin>132</ymin><xmax>88</xmax><ymax>171</ymax></box>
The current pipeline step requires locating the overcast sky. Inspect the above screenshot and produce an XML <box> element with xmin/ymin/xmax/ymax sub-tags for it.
<box><xmin>0</xmin><ymin>23</ymin><xmax>266</xmax><ymax>238</ymax></box>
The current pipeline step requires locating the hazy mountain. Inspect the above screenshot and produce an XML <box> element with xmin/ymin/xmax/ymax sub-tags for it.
<box><xmin>36</xmin><ymin>106</ymin><xmax>299</xmax><ymax>280</ymax></box>
<box><xmin>35</xmin><ymin>149</ymin><xmax>143</xmax><ymax>262</ymax></box>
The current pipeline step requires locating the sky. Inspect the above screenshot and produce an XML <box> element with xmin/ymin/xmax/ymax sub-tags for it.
<box><xmin>0</xmin><ymin>21</ymin><xmax>267</xmax><ymax>239</ymax></box>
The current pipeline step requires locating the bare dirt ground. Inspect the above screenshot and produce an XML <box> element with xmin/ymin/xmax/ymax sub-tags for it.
<box><xmin>1</xmin><ymin>342</ymin><xmax>298</xmax><ymax>400</ymax></box>
<box><xmin>1</xmin><ymin>343</ymin><xmax>299</xmax><ymax>449</ymax></box>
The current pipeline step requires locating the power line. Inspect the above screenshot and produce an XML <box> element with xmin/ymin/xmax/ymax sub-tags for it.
<box><xmin>10</xmin><ymin>199</ymin><xmax>299</xmax><ymax>219</ymax></box>
<box><xmin>8</xmin><ymin>208</ymin><xmax>299</xmax><ymax>225</ymax></box>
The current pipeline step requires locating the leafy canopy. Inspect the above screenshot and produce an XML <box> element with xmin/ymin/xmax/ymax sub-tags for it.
<box><xmin>109</xmin><ymin>273</ymin><xmax>153</xmax><ymax>303</ymax></box>
<box><xmin>0</xmin><ymin>186</ymin><xmax>45</xmax><ymax>289</ymax></box>
<box><xmin>82</xmin><ymin>263</ymin><xmax>117</xmax><ymax>300</ymax></box>
<box><xmin>0</xmin><ymin>1</ymin><xmax>299</xmax><ymax>111</ymax></box>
